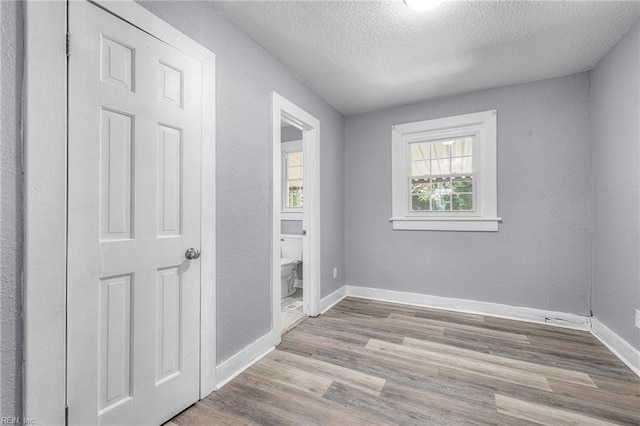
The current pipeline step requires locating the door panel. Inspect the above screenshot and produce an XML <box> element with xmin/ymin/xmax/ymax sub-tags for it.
<box><xmin>100</xmin><ymin>109</ymin><xmax>133</xmax><ymax>240</ymax></box>
<box><xmin>98</xmin><ymin>274</ymin><xmax>132</xmax><ymax>413</ymax></box>
<box><xmin>67</xmin><ymin>1</ymin><xmax>203</xmax><ymax>424</ymax></box>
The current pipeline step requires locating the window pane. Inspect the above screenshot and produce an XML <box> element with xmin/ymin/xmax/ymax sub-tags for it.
<box><xmin>287</xmin><ymin>180</ymin><xmax>303</xmax><ymax>208</ymax></box>
<box><xmin>452</xmin><ymin>138</ymin><xmax>473</xmax><ymax>156</ymax></box>
<box><xmin>432</xmin><ymin>158</ymin><xmax>451</xmax><ymax>175</ymax></box>
<box><xmin>431</xmin><ymin>199</ymin><xmax>450</xmax><ymax>211</ymax></box>
<box><xmin>411</xmin><ymin>179</ymin><xmax>430</xmax><ymax>194</ymax></box>
<box><xmin>431</xmin><ymin>141</ymin><xmax>451</xmax><ymax>159</ymax></box>
<box><xmin>412</xmin><ymin>195</ymin><xmax>431</xmax><ymax>211</ymax></box>
<box><xmin>411</xmin><ymin>179</ymin><xmax>431</xmax><ymax>211</ymax></box>
<box><xmin>452</xmin><ymin>176</ymin><xmax>473</xmax><ymax>193</ymax></box>
<box><xmin>411</xmin><ymin>143</ymin><xmax>430</xmax><ymax>161</ymax></box>
<box><xmin>284</xmin><ymin>150</ymin><xmax>303</xmax><ymax>209</ymax></box>
<box><xmin>453</xmin><ymin>193</ymin><xmax>473</xmax><ymax>211</ymax></box>
<box><xmin>288</xmin><ymin>192</ymin><xmax>303</xmax><ymax>208</ymax></box>
<box><xmin>411</xmin><ymin>160</ymin><xmax>430</xmax><ymax>176</ymax></box>
<box><xmin>430</xmin><ymin>179</ymin><xmax>451</xmax><ymax>211</ymax></box>
<box><xmin>451</xmin><ymin>156</ymin><xmax>472</xmax><ymax>174</ymax></box>
<box><xmin>288</xmin><ymin>165</ymin><xmax>303</xmax><ymax>179</ymax></box>
<box><xmin>452</xmin><ymin>176</ymin><xmax>473</xmax><ymax>211</ymax></box>
<box><xmin>287</xmin><ymin>151</ymin><xmax>302</xmax><ymax>167</ymax></box>
<box><xmin>288</xmin><ymin>180</ymin><xmax>303</xmax><ymax>191</ymax></box>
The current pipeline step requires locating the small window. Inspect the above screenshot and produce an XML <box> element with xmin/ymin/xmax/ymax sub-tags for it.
<box><xmin>282</xmin><ymin>140</ymin><xmax>303</xmax><ymax>219</ymax></box>
<box><xmin>391</xmin><ymin>110</ymin><xmax>500</xmax><ymax>231</ymax></box>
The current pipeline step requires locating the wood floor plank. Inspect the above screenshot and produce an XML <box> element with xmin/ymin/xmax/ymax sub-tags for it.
<box><xmin>382</xmin><ymin>381</ymin><xmax>518</xmax><ymax>426</ymax></box>
<box><xmin>168</xmin><ymin>400</ymin><xmax>251</xmax><ymax>426</ymax></box>
<box><xmin>310</xmin><ymin>349</ymin><xmax>498</xmax><ymax>411</ymax></box>
<box><xmin>483</xmin><ymin>316</ymin><xmax>598</xmax><ymax>344</ymax></box>
<box><xmin>204</xmin><ymin>381</ymin><xmax>304</xmax><ymax>425</ymax></box>
<box><xmin>388</xmin><ymin>312</ymin><xmax>531</xmax><ymax>344</ymax></box>
<box><xmin>546</xmin><ymin>379</ymin><xmax>640</xmax><ymax>424</ymax></box>
<box><xmin>298</xmin><ymin>315</ymin><xmax>406</xmax><ymax>344</ymax></box>
<box><xmin>269</xmin><ymin>349</ymin><xmax>386</xmax><ymax>396</ymax></box>
<box><xmin>405</xmin><ymin>305</ymin><xmax>488</xmax><ymax>323</ymax></box>
<box><xmin>366</xmin><ymin>299</ymin><xmax>420</xmax><ymax>316</ymax></box>
<box><xmin>246</xmin><ymin>356</ymin><xmax>333</xmax><ymax>397</ymax></box>
<box><xmin>590</xmin><ymin>374</ymin><xmax>640</xmax><ymax>395</ymax></box>
<box><xmin>366</xmin><ymin>338</ymin><xmax>555</xmax><ymax>391</ymax></box>
<box><xmin>437</xmin><ymin>367</ymin><xmax>640</xmax><ymax>426</ymax></box>
<box><xmin>495</xmin><ymin>394</ymin><xmax>621</xmax><ymax>426</ymax></box>
<box><xmin>526</xmin><ymin>333</ymin><xmax>616</xmax><ymax>354</ymax></box>
<box><xmin>281</xmin><ymin>328</ymin><xmax>367</xmax><ymax>354</ymax></box>
<box><xmin>323</xmin><ymin>309</ymin><xmax>446</xmax><ymax>341</ymax></box>
<box><xmin>402</xmin><ymin>336</ymin><xmax>597</xmax><ymax>388</ymax></box>
<box><xmin>332</xmin><ymin>298</ymin><xmax>395</xmax><ymax>317</ymax></box>
<box><xmin>323</xmin><ymin>381</ymin><xmax>462</xmax><ymax>426</ymax></box>
<box><xmin>232</xmin><ymin>368</ymin><xmax>394</xmax><ymax>425</ymax></box>
<box><xmin>307</xmin><ymin>344</ymin><xmax>441</xmax><ymax>384</ymax></box>
<box><xmin>484</xmin><ymin>340</ymin><xmax>634</xmax><ymax>380</ymax></box>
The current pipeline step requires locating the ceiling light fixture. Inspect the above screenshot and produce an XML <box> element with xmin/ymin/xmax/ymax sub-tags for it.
<box><xmin>404</xmin><ymin>0</ymin><xmax>444</xmax><ymax>12</ymax></box>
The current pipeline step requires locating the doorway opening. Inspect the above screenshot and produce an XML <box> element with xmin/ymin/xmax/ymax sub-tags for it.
<box><xmin>280</xmin><ymin>123</ymin><xmax>305</xmax><ymax>332</ymax></box>
<box><xmin>271</xmin><ymin>92</ymin><xmax>321</xmax><ymax>342</ymax></box>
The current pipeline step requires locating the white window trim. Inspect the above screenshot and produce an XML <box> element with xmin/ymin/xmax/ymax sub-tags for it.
<box><xmin>281</xmin><ymin>140</ymin><xmax>304</xmax><ymax>220</ymax></box>
<box><xmin>391</xmin><ymin>110</ymin><xmax>501</xmax><ymax>232</ymax></box>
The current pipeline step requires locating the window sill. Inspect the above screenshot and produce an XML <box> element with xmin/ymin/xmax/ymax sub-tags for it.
<box><xmin>282</xmin><ymin>211</ymin><xmax>304</xmax><ymax>221</ymax></box>
<box><xmin>390</xmin><ymin>217</ymin><xmax>501</xmax><ymax>232</ymax></box>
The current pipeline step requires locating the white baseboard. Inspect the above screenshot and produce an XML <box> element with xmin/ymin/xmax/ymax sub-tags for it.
<box><xmin>215</xmin><ymin>331</ymin><xmax>276</xmax><ymax>390</ymax></box>
<box><xmin>320</xmin><ymin>286</ymin><xmax>347</xmax><ymax>314</ymax></box>
<box><xmin>344</xmin><ymin>285</ymin><xmax>591</xmax><ymax>331</ymax></box>
<box><xmin>591</xmin><ymin>317</ymin><xmax>640</xmax><ymax>377</ymax></box>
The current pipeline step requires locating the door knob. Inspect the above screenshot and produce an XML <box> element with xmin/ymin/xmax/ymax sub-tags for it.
<box><xmin>185</xmin><ymin>248</ymin><xmax>201</xmax><ymax>260</ymax></box>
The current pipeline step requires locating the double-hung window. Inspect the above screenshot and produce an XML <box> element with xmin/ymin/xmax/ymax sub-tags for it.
<box><xmin>391</xmin><ymin>110</ymin><xmax>500</xmax><ymax>231</ymax></box>
<box><xmin>282</xmin><ymin>140</ymin><xmax>303</xmax><ymax>219</ymax></box>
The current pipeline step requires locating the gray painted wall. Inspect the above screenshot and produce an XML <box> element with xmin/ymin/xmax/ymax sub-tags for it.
<box><xmin>345</xmin><ymin>74</ymin><xmax>592</xmax><ymax>315</ymax></box>
<box><xmin>591</xmin><ymin>22</ymin><xmax>640</xmax><ymax>350</ymax></box>
<box><xmin>0</xmin><ymin>0</ymin><xmax>23</xmax><ymax>418</ymax></box>
<box><xmin>137</xmin><ymin>1</ymin><xmax>345</xmax><ymax>362</ymax></box>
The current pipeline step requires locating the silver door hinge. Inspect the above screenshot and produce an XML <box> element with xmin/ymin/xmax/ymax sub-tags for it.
<box><xmin>66</xmin><ymin>32</ymin><xmax>70</xmax><ymax>57</ymax></box>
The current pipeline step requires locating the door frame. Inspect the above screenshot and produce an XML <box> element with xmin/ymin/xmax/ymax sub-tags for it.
<box><xmin>271</xmin><ymin>92</ymin><xmax>321</xmax><ymax>345</ymax></box>
<box><xmin>23</xmin><ymin>1</ymin><xmax>216</xmax><ymax>423</ymax></box>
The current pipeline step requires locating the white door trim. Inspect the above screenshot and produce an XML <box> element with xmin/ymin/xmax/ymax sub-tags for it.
<box><xmin>23</xmin><ymin>2</ymin><xmax>67</xmax><ymax>423</ymax></box>
<box><xmin>271</xmin><ymin>92</ymin><xmax>321</xmax><ymax>347</ymax></box>
<box><xmin>23</xmin><ymin>1</ymin><xmax>216</xmax><ymax>423</ymax></box>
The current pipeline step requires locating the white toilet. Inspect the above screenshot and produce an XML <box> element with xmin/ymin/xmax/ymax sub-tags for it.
<box><xmin>281</xmin><ymin>234</ymin><xmax>302</xmax><ymax>298</ymax></box>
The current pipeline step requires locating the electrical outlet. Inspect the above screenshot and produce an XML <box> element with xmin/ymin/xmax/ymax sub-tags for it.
<box><xmin>333</xmin><ymin>267</ymin><xmax>338</xmax><ymax>279</ymax></box>
<box><xmin>635</xmin><ymin>309</ymin><xmax>640</xmax><ymax>329</ymax></box>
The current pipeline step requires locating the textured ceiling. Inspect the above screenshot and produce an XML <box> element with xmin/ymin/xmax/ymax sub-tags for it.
<box><xmin>210</xmin><ymin>1</ymin><xmax>640</xmax><ymax>115</ymax></box>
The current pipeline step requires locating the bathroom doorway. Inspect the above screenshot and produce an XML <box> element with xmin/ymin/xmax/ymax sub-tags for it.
<box><xmin>271</xmin><ymin>92</ymin><xmax>321</xmax><ymax>341</ymax></box>
<box><xmin>280</xmin><ymin>124</ymin><xmax>305</xmax><ymax>332</ymax></box>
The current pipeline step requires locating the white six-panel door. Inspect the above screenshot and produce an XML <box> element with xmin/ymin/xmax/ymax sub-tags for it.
<box><xmin>67</xmin><ymin>1</ymin><xmax>203</xmax><ymax>424</ymax></box>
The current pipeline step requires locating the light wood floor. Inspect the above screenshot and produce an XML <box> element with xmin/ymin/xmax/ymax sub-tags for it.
<box><xmin>167</xmin><ymin>297</ymin><xmax>640</xmax><ymax>425</ymax></box>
